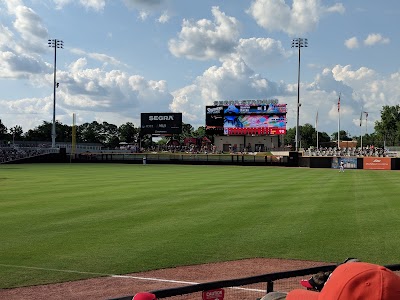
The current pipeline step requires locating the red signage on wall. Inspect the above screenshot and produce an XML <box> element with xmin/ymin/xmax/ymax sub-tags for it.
<box><xmin>202</xmin><ymin>289</ymin><xmax>224</xmax><ymax>300</ymax></box>
<box><xmin>363</xmin><ymin>157</ymin><xmax>391</xmax><ymax>170</ymax></box>
<box><xmin>269</xmin><ymin>128</ymin><xmax>286</xmax><ymax>135</ymax></box>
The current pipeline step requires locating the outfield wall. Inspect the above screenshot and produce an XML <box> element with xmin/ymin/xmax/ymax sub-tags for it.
<box><xmin>3</xmin><ymin>150</ymin><xmax>400</xmax><ymax>170</ymax></box>
<box><xmin>300</xmin><ymin>156</ymin><xmax>400</xmax><ymax>170</ymax></box>
<box><xmin>69</xmin><ymin>153</ymin><xmax>400</xmax><ymax>170</ymax></box>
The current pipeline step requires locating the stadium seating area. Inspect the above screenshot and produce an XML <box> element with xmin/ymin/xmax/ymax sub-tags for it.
<box><xmin>0</xmin><ymin>147</ymin><xmax>48</xmax><ymax>163</ymax></box>
<box><xmin>305</xmin><ymin>146</ymin><xmax>392</xmax><ymax>157</ymax></box>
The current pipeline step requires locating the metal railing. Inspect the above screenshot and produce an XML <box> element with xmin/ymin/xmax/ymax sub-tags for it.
<box><xmin>109</xmin><ymin>264</ymin><xmax>400</xmax><ymax>300</ymax></box>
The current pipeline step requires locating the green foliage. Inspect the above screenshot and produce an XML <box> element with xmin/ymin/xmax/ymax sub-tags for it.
<box><xmin>118</xmin><ymin>122</ymin><xmax>138</xmax><ymax>143</ymax></box>
<box><xmin>374</xmin><ymin>105</ymin><xmax>400</xmax><ymax>146</ymax></box>
<box><xmin>181</xmin><ymin>122</ymin><xmax>194</xmax><ymax>138</ymax></box>
<box><xmin>193</xmin><ymin>126</ymin><xmax>206</xmax><ymax>138</ymax></box>
<box><xmin>285</xmin><ymin>124</ymin><xmax>331</xmax><ymax>149</ymax></box>
<box><xmin>8</xmin><ymin>104</ymin><xmax>400</xmax><ymax>148</ymax></box>
<box><xmin>317</xmin><ymin>131</ymin><xmax>331</xmax><ymax>146</ymax></box>
<box><xmin>284</xmin><ymin>127</ymin><xmax>295</xmax><ymax>146</ymax></box>
<box><xmin>1</xmin><ymin>165</ymin><xmax>400</xmax><ymax>288</ymax></box>
<box><xmin>9</xmin><ymin>125</ymin><xmax>23</xmax><ymax>140</ymax></box>
<box><xmin>300</xmin><ymin>123</ymin><xmax>316</xmax><ymax>148</ymax></box>
<box><xmin>331</xmin><ymin>130</ymin><xmax>351</xmax><ymax>142</ymax></box>
<box><xmin>0</xmin><ymin>119</ymin><xmax>8</xmax><ymax>140</ymax></box>
<box><xmin>78</xmin><ymin>121</ymin><xmax>102</xmax><ymax>144</ymax></box>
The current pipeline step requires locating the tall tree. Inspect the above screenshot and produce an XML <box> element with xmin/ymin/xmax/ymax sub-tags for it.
<box><xmin>78</xmin><ymin>121</ymin><xmax>102</xmax><ymax>144</ymax></box>
<box><xmin>99</xmin><ymin>121</ymin><xmax>119</xmax><ymax>147</ymax></box>
<box><xmin>57</xmin><ymin>123</ymin><xmax>73</xmax><ymax>142</ymax></box>
<box><xmin>284</xmin><ymin>127</ymin><xmax>296</xmax><ymax>148</ymax></box>
<box><xmin>285</xmin><ymin>125</ymin><xmax>331</xmax><ymax>149</ymax></box>
<box><xmin>299</xmin><ymin>123</ymin><xmax>315</xmax><ymax>149</ymax></box>
<box><xmin>9</xmin><ymin>125</ymin><xmax>23</xmax><ymax>141</ymax></box>
<box><xmin>181</xmin><ymin>123</ymin><xmax>194</xmax><ymax>138</ymax></box>
<box><xmin>192</xmin><ymin>126</ymin><xmax>206</xmax><ymax>138</ymax></box>
<box><xmin>0</xmin><ymin>119</ymin><xmax>8</xmax><ymax>140</ymax></box>
<box><xmin>374</xmin><ymin>105</ymin><xmax>400</xmax><ymax>146</ymax></box>
<box><xmin>24</xmin><ymin>121</ymin><xmax>53</xmax><ymax>141</ymax></box>
<box><xmin>331</xmin><ymin>130</ymin><xmax>352</xmax><ymax>142</ymax></box>
<box><xmin>119</xmin><ymin>122</ymin><xmax>139</xmax><ymax>143</ymax></box>
<box><xmin>317</xmin><ymin>132</ymin><xmax>331</xmax><ymax>147</ymax></box>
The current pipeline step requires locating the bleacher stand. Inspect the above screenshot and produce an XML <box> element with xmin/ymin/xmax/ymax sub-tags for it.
<box><xmin>0</xmin><ymin>146</ymin><xmax>48</xmax><ymax>163</ymax></box>
<box><xmin>305</xmin><ymin>146</ymin><xmax>392</xmax><ymax>157</ymax></box>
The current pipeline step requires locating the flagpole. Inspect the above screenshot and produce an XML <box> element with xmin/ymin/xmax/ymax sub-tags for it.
<box><xmin>360</xmin><ymin>110</ymin><xmax>363</xmax><ymax>150</ymax></box>
<box><xmin>337</xmin><ymin>93</ymin><xmax>341</xmax><ymax>149</ymax></box>
<box><xmin>316</xmin><ymin>110</ymin><xmax>319</xmax><ymax>148</ymax></box>
<box><xmin>364</xmin><ymin>112</ymin><xmax>368</xmax><ymax>148</ymax></box>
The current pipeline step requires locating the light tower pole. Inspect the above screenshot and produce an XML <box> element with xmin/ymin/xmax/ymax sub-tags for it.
<box><xmin>291</xmin><ymin>38</ymin><xmax>308</xmax><ymax>151</ymax></box>
<box><xmin>48</xmin><ymin>39</ymin><xmax>63</xmax><ymax>148</ymax></box>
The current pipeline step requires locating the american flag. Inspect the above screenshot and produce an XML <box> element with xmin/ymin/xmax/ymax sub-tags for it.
<box><xmin>337</xmin><ymin>95</ymin><xmax>341</xmax><ymax>112</ymax></box>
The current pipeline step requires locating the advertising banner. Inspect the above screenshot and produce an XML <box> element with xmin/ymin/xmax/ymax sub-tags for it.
<box><xmin>141</xmin><ymin>113</ymin><xmax>182</xmax><ymax>135</ymax></box>
<box><xmin>332</xmin><ymin>157</ymin><xmax>358</xmax><ymax>169</ymax></box>
<box><xmin>363</xmin><ymin>157</ymin><xmax>391</xmax><ymax>170</ymax></box>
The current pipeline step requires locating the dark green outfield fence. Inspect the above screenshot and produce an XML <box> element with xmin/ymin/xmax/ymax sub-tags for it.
<box><xmin>3</xmin><ymin>148</ymin><xmax>400</xmax><ymax>169</ymax></box>
<box><xmin>70</xmin><ymin>151</ymin><xmax>400</xmax><ymax>170</ymax></box>
<box><xmin>66</xmin><ymin>151</ymin><xmax>400</xmax><ymax>169</ymax></box>
<box><xmin>108</xmin><ymin>264</ymin><xmax>400</xmax><ymax>300</ymax></box>
<box><xmin>72</xmin><ymin>152</ymin><xmax>286</xmax><ymax>166</ymax></box>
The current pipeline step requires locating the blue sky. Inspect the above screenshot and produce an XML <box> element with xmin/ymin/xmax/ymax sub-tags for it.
<box><xmin>1</xmin><ymin>0</ymin><xmax>399</xmax><ymax>137</ymax></box>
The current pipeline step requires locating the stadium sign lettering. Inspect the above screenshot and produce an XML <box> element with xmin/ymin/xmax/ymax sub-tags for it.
<box><xmin>213</xmin><ymin>99</ymin><xmax>279</xmax><ymax>106</ymax></box>
<box><xmin>207</xmin><ymin>107</ymin><xmax>223</xmax><ymax>114</ymax></box>
<box><xmin>149</xmin><ymin>115</ymin><xmax>174</xmax><ymax>121</ymax></box>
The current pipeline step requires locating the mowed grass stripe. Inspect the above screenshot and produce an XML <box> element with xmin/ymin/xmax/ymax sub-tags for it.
<box><xmin>0</xmin><ymin>164</ymin><xmax>399</xmax><ymax>288</ymax></box>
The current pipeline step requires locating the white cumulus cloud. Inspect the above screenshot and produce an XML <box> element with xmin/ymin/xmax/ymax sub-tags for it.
<box><xmin>157</xmin><ymin>11</ymin><xmax>170</xmax><ymax>23</ymax></box>
<box><xmin>344</xmin><ymin>37</ymin><xmax>359</xmax><ymax>49</ymax></box>
<box><xmin>364</xmin><ymin>33</ymin><xmax>390</xmax><ymax>46</ymax></box>
<box><xmin>236</xmin><ymin>38</ymin><xmax>290</xmax><ymax>70</ymax></box>
<box><xmin>168</xmin><ymin>6</ymin><xmax>241</xmax><ymax>60</ymax></box>
<box><xmin>53</xmin><ymin>0</ymin><xmax>106</xmax><ymax>11</ymax></box>
<box><xmin>247</xmin><ymin>0</ymin><xmax>345</xmax><ymax>35</ymax></box>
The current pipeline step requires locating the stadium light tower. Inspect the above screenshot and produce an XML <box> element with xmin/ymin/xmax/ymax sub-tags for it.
<box><xmin>48</xmin><ymin>39</ymin><xmax>63</xmax><ymax>148</ymax></box>
<box><xmin>291</xmin><ymin>38</ymin><xmax>308</xmax><ymax>151</ymax></box>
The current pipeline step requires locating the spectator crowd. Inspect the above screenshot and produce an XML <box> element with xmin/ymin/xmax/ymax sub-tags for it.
<box><xmin>0</xmin><ymin>146</ymin><xmax>47</xmax><ymax>163</ymax></box>
<box><xmin>305</xmin><ymin>145</ymin><xmax>393</xmax><ymax>157</ymax></box>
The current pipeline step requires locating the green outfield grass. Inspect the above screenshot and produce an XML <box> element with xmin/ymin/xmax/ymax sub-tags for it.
<box><xmin>0</xmin><ymin>164</ymin><xmax>399</xmax><ymax>288</ymax></box>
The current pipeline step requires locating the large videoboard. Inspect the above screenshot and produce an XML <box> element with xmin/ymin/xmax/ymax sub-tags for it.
<box><xmin>206</xmin><ymin>103</ymin><xmax>287</xmax><ymax>135</ymax></box>
<box><xmin>141</xmin><ymin>112</ymin><xmax>182</xmax><ymax>135</ymax></box>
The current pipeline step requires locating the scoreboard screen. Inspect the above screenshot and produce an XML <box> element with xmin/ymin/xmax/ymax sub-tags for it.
<box><xmin>141</xmin><ymin>112</ymin><xmax>182</xmax><ymax>135</ymax></box>
<box><xmin>206</xmin><ymin>103</ymin><xmax>287</xmax><ymax>135</ymax></box>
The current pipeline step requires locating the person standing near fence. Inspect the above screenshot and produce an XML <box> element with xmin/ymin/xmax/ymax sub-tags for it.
<box><xmin>339</xmin><ymin>160</ymin><xmax>344</xmax><ymax>172</ymax></box>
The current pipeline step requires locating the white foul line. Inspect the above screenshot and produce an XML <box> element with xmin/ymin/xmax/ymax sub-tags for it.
<box><xmin>111</xmin><ymin>275</ymin><xmax>199</xmax><ymax>285</ymax></box>
<box><xmin>0</xmin><ymin>263</ymin><xmax>266</xmax><ymax>293</ymax></box>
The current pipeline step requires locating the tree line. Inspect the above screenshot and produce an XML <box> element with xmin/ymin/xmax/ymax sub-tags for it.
<box><xmin>0</xmin><ymin>120</ymin><xmax>207</xmax><ymax>149</ymax></box>
<box><xmin>1</xmin><ymin>105</ymin><xmax>399</xmax><ymax>149</ymax></box>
